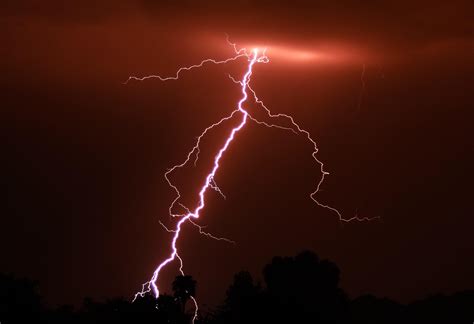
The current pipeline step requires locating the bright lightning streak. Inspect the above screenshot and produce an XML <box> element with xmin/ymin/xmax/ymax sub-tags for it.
<box><xmin>165</xmin><ymin>109</ymin><xmax>240</xmax><ymax>218</ymax></box>
<box><xmin>130</xmin><ymin>48</ymin><xmax>262</xmax><ymax>324</ymax></box>
<box><xmin>127</xmin><ymin>38</ymin><xmax>378</xmax><ymax>322</ymax></box>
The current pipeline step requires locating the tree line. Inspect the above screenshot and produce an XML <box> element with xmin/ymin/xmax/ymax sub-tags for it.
<box><xmin>1</xmin><ymin>251</ymin><xmax>472</xmax><ymax>323</ymax></box>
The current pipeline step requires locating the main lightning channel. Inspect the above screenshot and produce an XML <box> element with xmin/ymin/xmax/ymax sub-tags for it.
<box><xmin>132</xmin><ymin>49</ymin><xmax>261</xmax><ymax>306</ymax></box>
<box><xmin>127</xmin><ymin>40</ymin><xmax>378</xmax><ymax>323</ymax></box>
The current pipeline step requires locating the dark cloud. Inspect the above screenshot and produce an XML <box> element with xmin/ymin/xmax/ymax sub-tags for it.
<box><xmin>2</xmin><ymin>0</ymin><xmax>472</xmax><ymax>88</ymax></box>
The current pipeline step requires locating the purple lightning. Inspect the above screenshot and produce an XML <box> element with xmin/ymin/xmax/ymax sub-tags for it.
<box><xmin>127</xmin><ymin>39</ymin><xmax>378</xmax><ymax>321</ymax></box>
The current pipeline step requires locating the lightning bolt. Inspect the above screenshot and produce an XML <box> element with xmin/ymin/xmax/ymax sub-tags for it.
<box><xmin>127</xmin><ymin>38</ymin><xmax>378</xmax><ymax>322</ymax></box>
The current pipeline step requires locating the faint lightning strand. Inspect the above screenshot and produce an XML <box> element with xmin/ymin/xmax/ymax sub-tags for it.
<box><xmin>225</xmin><ymin>33</ymin><xmax>248</xmax><ymax>56</ymax></box>
<box><xmin>357</xmin><ymin>63</ymin><xmax>366</xmax><ymax>112</ymax></box>
<box><xmin>161</xmin><ymin>206</ymin><xmax>235</xmax><ymax>244</ymax></box>
<box><xmin>124</xmin><ymin>54</ymin><xmax>246</xmax><ymax>84</ymax></box>
<box><xmin>209</xmin><ymin>176</ymin><xmax>226</xmax><ymax>199</ymax></box>
<box><xmin>188</xmin><ymin>219</ymin><xmax>236</xmax><ymax>245</ymax></box>
<box><xmin>244</xmin><ymin>83</ymin><xmax>379</xmax><ymax>222</ymax></box>
<box><xmin>228</xmin><ymin>74</ymin><xmax>297</xmax><ymax>134</ymax></box>
<box><xmin>190</xmin><ymin>295</ymin><xmax>198</xmax><ymax>324</ymax></box>
<box><xmin>165</xmin><ymin>109</ymin><xmax>239</xmax><ymax>217</ymax></box>
<box><xmin>159</xmin><ymin>220</ymin><xmax>177</xmax><ymax>233</ymax></box>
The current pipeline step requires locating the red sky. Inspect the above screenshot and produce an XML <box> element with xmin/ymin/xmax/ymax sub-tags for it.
<box><xmin>1</xmin><ymin>0</ymin><xmax>473</xmax><ymax>307</ymax></box>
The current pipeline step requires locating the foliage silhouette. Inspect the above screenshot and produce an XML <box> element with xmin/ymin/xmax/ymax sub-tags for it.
<box><xmin>0</xmin><ymin>273</ymin><xmax>41</xmax><ymax>323</ymax></box>
<box><xmin>173</xmin><ymin>275</ymin><xmax>197</xmax><ymax>312</ymax></box>
<box><xmin>1</xmin><ymin>252</ymin><xmax>473</xmax><ymax>323</ymax></box>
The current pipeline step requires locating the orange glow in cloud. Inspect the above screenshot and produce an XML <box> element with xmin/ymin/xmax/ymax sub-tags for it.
<box><xmin>203</xmin><ymin>34</ymin><xmax>368</xmax><ymax>66</ymax></box>
<box><xmin>239</xmin><ymin>43</ymin><xmax>365</xmax><ymax>65</ymax></box>
<box><xmin>227</xmin><ymin>42</ymin><xmax>327</xmax><ymax>63</ymax></box>
<box><xmin>257</xmin><ymin>45</ymin><xmax>319</xmax><ymax>62</ymax></box>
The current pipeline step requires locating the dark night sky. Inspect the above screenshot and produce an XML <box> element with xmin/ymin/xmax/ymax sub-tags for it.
<box><xmin>1</xmin><ymin>0</ymin><xmax>473</xmax><ymax>308</ymax></box>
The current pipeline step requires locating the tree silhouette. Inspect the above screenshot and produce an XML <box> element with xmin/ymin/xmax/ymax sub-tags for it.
<box><xmin>1</xmin><ymin>251</ymin><xmax>473</xmax><ymax>323</ymax></box>
<box><xmin>222</xmin><ymin>271</ymin><xmax>261</xmax><ymax>323</ymax></box>
<box><xmin>172</xmin><ymin>275</ymin><xmax>197</xmax><ymax>318</ymax></box>
<box><xmin>350</xmin><ymin>294</ymin><xmax>402</xmax><ymax>323</ymax></box>
<box><xmin>156</xmin><ymin>293</ymin><xmax>181</xmax><ymax>323</ymax></box>
<box><xmin>0</xmin><ymin>273</ymin><xmax>41</xmax><ymax>323</ymax></box>
<box><xmin>263</xmin><ymin>250</ymin><xmax>349</xmax><ymax>322</ymax></box>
